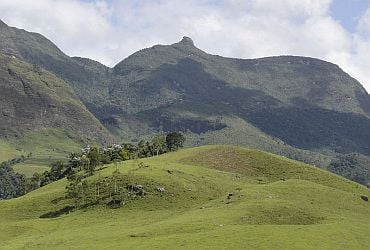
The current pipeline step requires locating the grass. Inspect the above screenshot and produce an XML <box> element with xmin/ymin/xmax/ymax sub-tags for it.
<box><xmin>0</xmin><ymin>145</ymin><xmax>369</xmax><ymax>249</ymax></box>
<box><xmin>0</xmin><ymin>129</ymin><xmax>82</xmax><ymax>175</ymax></box>
<box><xmin>12</xmin><ymin>163</ymin><xmax>50</xmax><ymax>177</ymax></box>
<box><xmin>0</xmin><ymin>140</ymin><xmax>22</xmax><ymax>162</ymax></box>
<box><xmin>12</xmin><ymin>129</ymin><xmax>82</xmax><ymax>163</ymax></box>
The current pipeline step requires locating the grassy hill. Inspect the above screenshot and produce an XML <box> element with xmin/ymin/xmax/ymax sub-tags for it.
<box><xmin>1</xmin><ymin>20</ymin><xmax>370</xmax><ymax>185</ymax></box>
<box><xmin>5</xmin><ymin>129</ymin><xmax>84</xmax><ymax>177</ymax></box>
<box><xmin>0</xmin><ymin>145</ymin><xmax>369</xmax><ymax>249</ymax></box>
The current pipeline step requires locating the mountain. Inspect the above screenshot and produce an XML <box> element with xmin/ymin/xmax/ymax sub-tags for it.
<box><xmin>109</xmin><ymin>37</ymin><xmax>370</xmax><ymax>142</ymax></box>
<box><xmin>0</xmin><ymin>145</ymin><xmax>369</xmax><ymax>248</ymax></box>
<box><xmin>0</xmin><ymin>20</ymin><xmax>369</xmax><ymax>184</ymax></box>
<box><xmin>0</xmin><ymin>53</ymin><xmax>111</xmax><ymax>141</ymax></box>
<box><xmin>113</xmin><ymin>36</ymin><xmax>369</xmax><ymax>116</ymax></box>
<box><xmin>0</xmin><ymin>20</ymin><xmax>112</xmax><ymax>110</ymax></box>
<box><xmin>107</xmin><ymin>37</ymin><xmax>370</xmax><ymax>184</ymax></box>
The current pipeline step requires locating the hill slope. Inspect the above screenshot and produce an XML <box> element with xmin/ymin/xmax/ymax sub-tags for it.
<box><xmin>0</xmin><ymin>52</ymin><xmax>112</xmax><ymax>168</ymax></box>
<box><xmin>0</xmin><ymin>146</ymin><xmax>369</xmax><ymax>249</ymax></box>
<box><xmin>1</xmin><ymin>20</ymin><xmax>370</xmax><ymax>184</ymax></box>
<box><xmin>0</xmin><ymin>20</ymin><xmax>112</xmax><ymax>110</ymax></box>
<box><xmin>109</xmin><ymin>37</ymin><xmax>370</xmax><ymax>184</ymax></box>
<box><xmin>109</xmin><ymin>37</ymin><xmax>370</xmax><ymax>154</ymax></box>
<box><xmin>0</xmin><ymin>53</ymin><xmax>110</xmax><ymax>141</ymax></box>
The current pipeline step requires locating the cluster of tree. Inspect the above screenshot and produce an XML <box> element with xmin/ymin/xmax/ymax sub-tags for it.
<box><xmin>26</xmin><ymin>132</ymin><xmax>186</xmax><ymax>194</ymax></box>
<box><xmin>62</xmin><ymin>132</ymin><xmax>185</xmax><ymax>210</ymax></box>
<box><xmin>0</xmin><ymin>132</ymin><xmax>185</xmax><ymax>200</ymax></box>
<box><xmin>4</xmin><ymin>155</ymin><xmax>29</xmax><ymax>166</ymax></box>
<box><xmin>0</xmin><ymin>161</ymin><xmax>26</xmax><ymax>199</ymax></box>
<box><xmin>0</xmin><ymin>154</ymin><xmax>35</xmax><ymax>199</ymax></box>
<box><xmin>66</xmin><ymin>169</ymin><xmax>146</xmax><ymax>209</ymax></box>
<box><xmin>67</xmin><ymin>132</ymin><xmax>183</xmax><ymax>176</ymax></box>
<box><xmin>23</xmin><ymin>161</ymin><xmax>67</xmax><ymax>193</ymax></box>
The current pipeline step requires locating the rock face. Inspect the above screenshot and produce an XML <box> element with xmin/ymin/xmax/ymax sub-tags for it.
<box><xmin>0</xmin><ymin>20</ymin><xmax>112</xmax><ymax>112</ymax></box>
<box><xmin>178</xmin><ymin>36</ymin><xmax>195</xmax><ymax>46</ymax></box>
<box><xmin>0</xmin><ymin>53</ymin><xmax>112</xmax><ymax>143</ymax></box>
<box><xmin>108</xmin><ymin>37</ymin><xmax>370</xmax><ymax>161</ymax></box>
<box><xmin>1</xmin><ymin>20</ymin><xmax>370</xmax><ymax>184</ymax></box>
<box><xmin>0</xmin><ymin>20</ymin><xmax>7</xmax><ymax>28</ymax></box>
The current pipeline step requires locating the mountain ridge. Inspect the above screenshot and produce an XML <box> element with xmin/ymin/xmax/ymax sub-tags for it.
<box><xmin>0</xmin><ymin>20</ymin><xmax>369</xmax><ymax>185</ymax></box>
<box><xmin>0</xmin><ymin>52</ymin><xmax>112</xmax><ymax>143</ymax></box>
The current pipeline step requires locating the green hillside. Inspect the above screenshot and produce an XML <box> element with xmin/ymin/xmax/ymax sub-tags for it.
<box><xmin>0</xmin><ymin>140</ymin><xmax>20</xmax><ymax>162</ymax></box>
<box><xmin>0</xmin><ymin>146</ymin><xmax>369</xmax><ymax>249</ymax></box>
<box><xmin>0</xmin><ymin>50</ymin><xmax>112</xmax><ymax>171</ymax></box>
<box><xmin>109</xmin><ymin>38</ymin><xmax>370</xmax><ymax>163</ymax></box>
<box><xmin>7</xmin><ymin>129</ymin><xmax>84</xmax><ymax>176</ymax></box>
<box><xmin>1</xmin><ymin>20</ymin><xmax>370</xmax><ymax>185</ymax></box>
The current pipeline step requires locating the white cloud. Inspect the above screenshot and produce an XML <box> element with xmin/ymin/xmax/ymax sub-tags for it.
<box><xmin>342</xmin><ymin>7</ymin><xmax>370</xmax><ymax>89</ymax></box>
<box><xmin>0</xmin><ymin>0</ymin><xmax>115</xmax><ymax>64</ymax></box>
<box><xmin>0</xmin><ymin>0</ymin><xmax>369</xmax><ymax>91</ymax></box>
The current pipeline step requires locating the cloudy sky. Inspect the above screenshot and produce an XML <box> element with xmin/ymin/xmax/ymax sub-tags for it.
<box><xmin>1</xmin><ymin>0</ymin><xmax>370</xmax><ymax>90</ymax></box>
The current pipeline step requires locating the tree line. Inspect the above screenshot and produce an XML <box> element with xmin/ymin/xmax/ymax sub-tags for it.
<box><xmin>0</xmin><ymin>154</ymin><xmax>33</xmax><ymax>200</ymax></box>
<box><xmin>0</xmin><ymin>160</ymin><xmax>26</xmax><ymax>199</ymax></box>
<box><xmin>65</xmin><ymin>169</ymin><xmax>148</xmax><ymax>210</ymax></box>
<box><xmin>1</xmin><ymin>132</ymin><xmax>186</xmax><ymax>200</ymax></box>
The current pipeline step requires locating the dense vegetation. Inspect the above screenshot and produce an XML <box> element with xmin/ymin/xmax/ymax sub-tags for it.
<box><xmin>0</xmin><ymin>154</ymin><xmax>36</xmax><ymax>199</ymax></box>
<box><xmin>0</xmin><ymin>132</ymin><xmax>185</xmax><ymax>201</ymax></box>
<box><xmin>328</xmin><ymin>153</ymin><xmax>370</xmax><ymax>186</ymax></box>
<box><xmin>0</xmin><ymin>160</ymin><xmax>25</xmax><ymax>199</ymax></box>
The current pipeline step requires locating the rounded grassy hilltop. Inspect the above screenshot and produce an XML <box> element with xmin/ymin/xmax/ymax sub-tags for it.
<box><xmin>0</xmin><ymin>145</ymin><xmax>369</xmax><ymax>249</ymax></box>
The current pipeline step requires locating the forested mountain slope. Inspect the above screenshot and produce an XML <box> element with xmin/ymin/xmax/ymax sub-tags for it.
<box><xmin>1</xmin><ymin>20</ymin><xmax>370</xmax><ymax>184</ymax></box>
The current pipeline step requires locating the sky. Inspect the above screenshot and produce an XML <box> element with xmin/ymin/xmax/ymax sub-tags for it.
<box><xmin>0</xmin><ymin>0</ymin><xmax>370</xmax><ymax>90</ymax></box>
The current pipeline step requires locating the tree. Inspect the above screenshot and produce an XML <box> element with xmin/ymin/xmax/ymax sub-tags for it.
<box><xmin>24</xmin><ymin>172</ymin><xmax>42</xmax><ymax>193</ymax></box>
<box><xmin>80</xmin><ymin>155</ymin><xmax>91</xmax><ymax>173</ymax></box>
<box><xmin>137</xmin><ymin>140</ymin><xmax>145</xmax><ymax>148</ymax></box>
<box><xmin>86</xmin><ymin>147</ymin><xmax>101</xmax><ymax>175</ymax></box>
<box><xmin>152</xmin><ymin>135</ymin><xmax>166</xmax><ymax>156</ymax></box>
<box><xmin>117</xmin><ymin>149</ymin><xmax>130</xmax><ymax>161</ymax></box>
<box><xmin>166</xmin><ymin>132</ymin><xmax>186</xmax><ymax>151</ymax></box>
<box><xmin>66</xmin><ymin>169</ymin><xmax>84</xmax><ymax>208</ymax></box>
<box><xmin>0</xmin><ymin>162</ymin><xmax>26</xmax><ymax>199</ymax></box>
<box><xmin>137</xmin><ymin>140</ymin><xmax>149</xmax><ymax>158</ymax></box>
<box><xmin>50</xmin><ymin>161</ymin><xmax>66</xmax><ymax>181</ymax></box>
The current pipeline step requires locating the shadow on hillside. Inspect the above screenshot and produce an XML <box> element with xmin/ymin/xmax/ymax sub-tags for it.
<box><xmin>103</xmin><ymin>57</ymin><xmax>370</xmax><ymax>157</ymax></box>
<box><xmin>51</xmin><ymin>196</ymin><xmax>66</xmax><ymax>204</ymax></box>
<box><xmin>246</xmin><ymin>99</ymin><xmax>370</xmax><ymax>156</ymax></box>
<box><xmin>39</xmin><ymin>206</ymin><xmax>74</xmax><ymax>218</ymax></box>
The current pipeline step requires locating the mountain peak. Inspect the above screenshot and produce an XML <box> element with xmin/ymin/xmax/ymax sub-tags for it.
<box><xmin>0</xmin><ymin>19</ymin><xmax>8</xmax><ymax>28</ymax></box>
<box><xmin>178</xmin><ymin>36</ymin><xmax>194</xmax><ymax>46</ymax></box>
